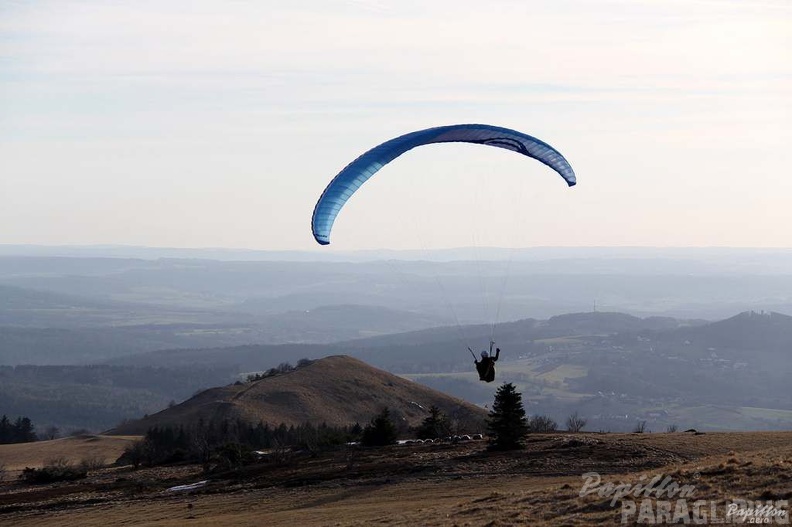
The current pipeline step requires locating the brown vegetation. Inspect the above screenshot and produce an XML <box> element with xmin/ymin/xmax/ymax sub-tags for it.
<box><xmin>0</xmin><ymin>431</ymin><xmax>789</xmax><ymax>526</ymax></box>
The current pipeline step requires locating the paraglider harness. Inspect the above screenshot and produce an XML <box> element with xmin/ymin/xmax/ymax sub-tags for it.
<box><xmin>470</xmin><ymin>342</ymin><xmax>500</xmax><ymax>383</ymax></box>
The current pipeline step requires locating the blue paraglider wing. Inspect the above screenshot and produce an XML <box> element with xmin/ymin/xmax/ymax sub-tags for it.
<box><xmin>312</xmin><ymin>124</ymin><xmax>576</xmax><ymax>245</ymax></box>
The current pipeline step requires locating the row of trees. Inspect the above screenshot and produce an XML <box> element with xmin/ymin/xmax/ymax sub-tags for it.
<box><xmin>121</xmin><ymin>418</ymin><xmax>363</xmax><ymax>469</ymax></box>
<box><xmin>358</xmin><ymin>386</ymin><xmax>593</xmax><ymax>452</ymax></box>
<box><xmin>121</xmin><ymin>404</ymin><xmax>481</xmax><ymax>469</ymax></box>
<box><xmin>120</xmin><ymin>383</ymin><xmax>592</xmax><ymax>469</ymax></box>
<box><xmin>337</xmin><ymin>384</ymin><xmax>589</xmax><ymax>452</ymax></box>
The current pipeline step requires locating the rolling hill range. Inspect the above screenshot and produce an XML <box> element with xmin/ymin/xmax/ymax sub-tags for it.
<box><xmin>3</xmin><ymin>311</ymin><xmax>790</xmax><ymax>433</ymax></box>
<box><xmin>108</xmin><ymin>311</ymin><xmax>706</xmax><ymax>371</ymax></box>
<box><xmin>3</xmin><ymin>248</ymin><xmax>792</xmax><ymax>368</ymax></box>
<box><xmin>106</xmin><ymin>311</ymin><xmax>792</xmax><ymax>433</ymax></box>
<box><xmin>4</xmin><ymin>249</ymin><xmax>792</xmax><ymax>328</ymax></box>
<box><xmin>107</xmin><ymin>310</ymin><xmax>788</xmax><ymax>373</ymax></box>
<box><xmin>0</xmin><ymin>287</ymin><xmax>448</xmax><ymax>364</ymax></box>
<box><xmin>109</xmin><ymin>355</ymin><xmax>487</xmax><ymax>435</ymax></box>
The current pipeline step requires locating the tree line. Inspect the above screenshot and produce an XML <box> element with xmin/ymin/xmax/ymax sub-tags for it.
<box><xmin>120</xmin><ymin>403</ymin><xmax>486</xmax><ymax>470</ymax></box>
<box><xmin>0</xmin><ymin>415</ymin><xmax>37</xmax><ymax>444</ymax></box>
<box><xmin>120</xmin><ymin>419</ymin><xmax>365</xmax><ymax>469</ymax></box>
<box><xmin>119</xmin><ymin>383</ymin><xmax>597</xmax><ymax>472</ymax></box>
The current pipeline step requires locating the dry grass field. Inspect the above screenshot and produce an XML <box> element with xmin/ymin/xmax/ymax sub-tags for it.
<box><xmin>0</xmin><ymin>435</ymin><xmax>139</xmax><ymax>476</ymax></box>
<box><xmin>1</xmin><ymin>431</ymin><xmax>789</xmax><ymax>526</ymax></box>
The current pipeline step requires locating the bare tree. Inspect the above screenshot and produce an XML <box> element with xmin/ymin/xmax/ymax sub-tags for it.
<box><xmin>527</xmin><ymin>415</ymin><xmax>558</xmax><ymax>433</ymax></box>
<box><xmin>633</xmin><ymin>421</ymin><xmax>647</xmax><ymax>433</ymax></box>
<box><xmin>566</xmin><ymin>412</ymin><xmax>587</xmax><ymax>433</ymax></box>
<box><xmin>666</xmin><ymin>423</ymin><xmax>678</xmax><ymax>433</ymax></box>
<box><xmin>43</xmin><ymin>425</ymin><xmax>60</xmax><ymax>440</ymax></box>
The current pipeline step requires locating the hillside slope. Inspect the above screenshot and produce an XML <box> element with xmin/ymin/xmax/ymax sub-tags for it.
<box><xmin>664</xmin><ymin>310</ymin><xmax>792</xmax><ymax>353</ymax></box>
<box><xmin>109</xmin><ymin>355</ymin><xmax>487</xmax><ymax>434</ymax></box>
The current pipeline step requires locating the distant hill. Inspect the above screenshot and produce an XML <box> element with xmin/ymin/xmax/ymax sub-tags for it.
<box><xmin>667</xmin><ymin>311</ymin><xmax>792</xmax><ymax>353</ymax></box>
<box><xmin>109</xmin><ymin>355</ymin><xmax>487</xmax><ymax>435</ymax></box>
<box><xmin>343</xmin><ymin>311</ymin><xmax>700</xmax><ymax>347</ymax></box>
<box><xmin>5</xmin><ymin>310</ymin><xmax>790</xmax><ymax>433</ymax></box>
<box><xmin>105</xmin><ymin>311</ymin><xmax>708</xmax><ymax>373</ymax></box>
<box><xmin>542</xmin><ymin>312</ymin><xmax>695</xmax><ymax>334</ymax></box>
<box><xmin>241</xmin><ymin>304</ymin><xmax>449</xmax><ymax>342</ymax></box>
<box><xmin>0</xmin><ymin>286</ymin><xmax>450</xmax><ymax>364</ymax></box>
<box><xmin>104</xmin><ymin>310</ymin><xmax>792</xmax><ymax>433</ymax></box>
<box><xmin>4</xmin><ymin>251</ymin><xmax>792</xmax><ymax>324</ymax></box>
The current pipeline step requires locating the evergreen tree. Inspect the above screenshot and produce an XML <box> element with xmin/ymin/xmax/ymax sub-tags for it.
<box><xmin>486</xmin><ymin>383</ymin><xmax>528</xmax><ymax>450</ymax></box>
<box><xmin>416</xmin><ymin>405</ymin><xmax>452</xmax><ymax>439</ymax></box>
<box><xmin>18</xmin><ymin>417</ymin><xmax>37</xmax><ymax>442</ymax></box>
<box><xmin>0</xmin><ymin>415</ymin><xmax>37</xmax><ymax>444</ymax></box>
<box><xmin>0</xmin><ymin>415</ymin><xmax>10</xmax><ymax>443</ymax></box>
<box><xmin>350</xmin><ymin>422</ymin><xmax>363</xmax><ymax>440</ymax></box>
<box><xmin>361</xmin><ymin>408</ymin><xmax>398</xmax><ymax>447</ymax></box>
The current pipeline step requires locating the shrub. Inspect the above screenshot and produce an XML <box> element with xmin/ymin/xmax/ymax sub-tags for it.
<box><xmin>21</xmin><ymin>458</ymin><xmax>87</xmax><ymax>484</ymax></box>
<box><xmin>79</xmin><ymin>455</ymin><xmax>106</xmax><ymax>472</ymax></box>
<box><xmin>120</xmin><ymin>440</ymin><xmax>146</xmax><ymax>469</ymax></box>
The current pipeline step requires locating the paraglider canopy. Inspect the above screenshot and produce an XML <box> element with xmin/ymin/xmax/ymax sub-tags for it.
<box><xmin>311</xmin><ymin>124</ymin><xmax>576</xmax><ymax>245</ymax></box>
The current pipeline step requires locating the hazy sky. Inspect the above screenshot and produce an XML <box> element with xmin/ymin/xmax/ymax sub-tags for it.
<box><xmin>1</xmin><ymin>0</ymin><xmax>790</xmax><ymax>251</ymax></box>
